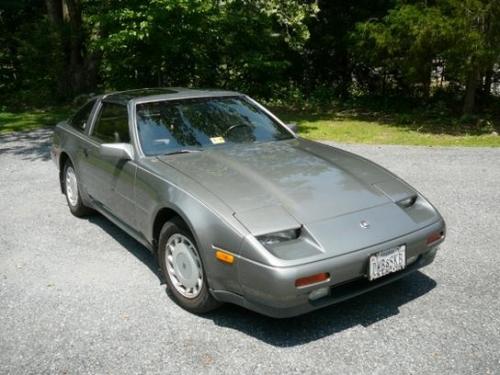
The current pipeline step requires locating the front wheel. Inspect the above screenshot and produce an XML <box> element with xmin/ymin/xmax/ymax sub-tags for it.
<box><xmin>158</xmin><ymin>219</ymin><xmax>220</xmax><ymax>314</ymax></box>
<box><xmin>63</xmin><ymin>162</ymin><xmax>92</xmax><ymax>217</ymax></box>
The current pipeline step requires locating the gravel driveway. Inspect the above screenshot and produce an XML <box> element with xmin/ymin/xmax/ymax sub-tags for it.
<box><xmin>1</xmin><ymin>129</ymin><xmax>499</xmax><ymax>374</ymax></box>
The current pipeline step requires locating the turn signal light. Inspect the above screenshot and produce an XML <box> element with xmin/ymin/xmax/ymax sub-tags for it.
<box><xmin>426</xmin><ymin>231</ymin><xmax>444</xmax><ymax>245</ymax></box>
<box><xmin>295</xmin><ymin>272</ymin><xmax>330</xmax><ymax>288</ymax></box>
<box><xmin>215</xmin><ymin>250</ymin><xmax>235</xmax><ymax>264</ymax></box>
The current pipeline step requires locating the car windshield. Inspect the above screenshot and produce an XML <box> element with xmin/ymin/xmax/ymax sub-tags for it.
<box><xmin>135</xmin><ymin>96</ymin><xmax>293</xmax><ymax>156</ymax></box>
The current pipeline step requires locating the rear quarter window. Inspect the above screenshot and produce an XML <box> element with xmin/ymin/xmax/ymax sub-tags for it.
<box><xmin>69</xmin><ymin>99</ymin><xmax>96</xmax><ymax>132</ymax></box>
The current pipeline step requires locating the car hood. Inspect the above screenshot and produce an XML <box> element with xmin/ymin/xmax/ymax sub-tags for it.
<box><xmin>156</xmin><ymin>139</ymin><xmax>416</xmax><ymax>227</ymax></box>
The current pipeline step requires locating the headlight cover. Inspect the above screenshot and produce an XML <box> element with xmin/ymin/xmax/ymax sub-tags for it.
<box><xmin>257</xmin><ymin>228</ymin><xmax>301</xmax><ymax>246</ymax></box>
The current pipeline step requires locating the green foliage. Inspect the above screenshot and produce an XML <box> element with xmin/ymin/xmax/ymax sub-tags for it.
<box><xmin>353</xmin><ymin>0</ymin><xmax>500</xmax><ymax>108</ymax></box>
<box><xmin>354</xmin><ymin>3</ymin><xmax>448</xmax><ymax>95</ymax></box>
<box><xmin>0</xmin><ymin>0</ymin><xmax>499</xmax><ymax>118</ymax></box>
<box><xmin>0</xmin><ymin>1</ymin><xmax>61</xmax><ymax>107</ymax></box>
<box><xmin>87</xmin><ymin>0</ymin><xmax>317</xmax><ymax>97</ymax></box>
<box><xmin>303</xmin><ymin>0</ymin><xmax>395</xmax><ymax>97</ymax></box>
<box><xmin>441</xmin><ymin>0</ymin><xmax>500</xmax><ymax>82</ymax></box>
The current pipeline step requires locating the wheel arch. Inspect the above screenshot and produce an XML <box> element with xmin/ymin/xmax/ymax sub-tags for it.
<box><xmin>58</xmin><ymin>151</ymin><xmax>72</xmax><ymax>193</ymax></box>
<box><xmin>152</xmin><ymin>205</ymin><xmax>195</xmax><ymax>253</ymax></box>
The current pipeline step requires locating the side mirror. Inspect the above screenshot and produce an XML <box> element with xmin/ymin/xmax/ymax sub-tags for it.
<box><xmin>99</xmin><ymin>143</ymin><xmax>134</xmax><ymax>161</ymax></box>
<box><xmin>286</xmin><ymin>123</ymin><xmax>298</xmax><ymax>134</ymax></box>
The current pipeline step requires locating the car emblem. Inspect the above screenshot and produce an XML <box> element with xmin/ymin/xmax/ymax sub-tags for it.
<box><xmin>360</xmin><ymin>220</ymin><xmax>370</xmax><ymax>229</ymax></box>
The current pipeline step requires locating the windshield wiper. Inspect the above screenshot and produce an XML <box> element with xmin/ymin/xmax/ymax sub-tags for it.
<box><xmin>163</xmin><ymin>149</ymin><xmax>202</xmax><ymax>156</ymax></box>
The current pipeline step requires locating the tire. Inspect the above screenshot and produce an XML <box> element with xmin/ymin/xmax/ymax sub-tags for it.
<box><xmin>63</xmin><ymin>161</ymin><xmax>92</xmax><ymax>217</ymax></box>
<box><xmin>158</xmin><ymin>218</ymin><xmax>220</xmax><ymax>314</ymax></box>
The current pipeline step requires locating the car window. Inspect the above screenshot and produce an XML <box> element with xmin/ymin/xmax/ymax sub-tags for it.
<box><xmin>69</xmin><ymin>99</ymin><xmax>96</xmax><ymax>132</ymax></box>
<box><xmin>92</xmin><ymin>103</ymin><xmax>130</xmax><ymax>143</ymax></box>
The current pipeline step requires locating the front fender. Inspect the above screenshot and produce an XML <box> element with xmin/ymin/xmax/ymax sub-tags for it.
<box><xmin>135</xmin><ymin>162</ymin><xmax>248</xmax><ymax>294</ymax></box>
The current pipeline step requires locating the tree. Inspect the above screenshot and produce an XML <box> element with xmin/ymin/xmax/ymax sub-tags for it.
<box><xmin>44</xmin><ymin>0</ymin><xmax>98</xmax><ymax>97</ymax></box>
<box><xmin>0</xmin><ymin>0</ymin><xmax>62</xmax><ymax>105</ymax></box>
<box><xmin>1</xmin><ymin>0</ymin><xmax>499</xmax><ymax>114</ymax></box>
<box><xmin>353</xmin><ymin>3</ymin><xmax>453</xmax><ymax>98</ymax></box>
<box><xmin>304</xmin><ymin>0</ymin><xmax>394</xmax><ymax>98</ymax></box>
<box><xmin>444</xmin><ymin>0</ymin><xmax>500</xmax><ymax>113</ymax></box>
<box><xmin>87</xmin><ymin>0</ymin><xmax>317</xmax><ymax>97</ymax></box>
<box><xmin>352</xmin><ymin>0</ymin><xmax>500</xmax><ymax>113</ymax></box>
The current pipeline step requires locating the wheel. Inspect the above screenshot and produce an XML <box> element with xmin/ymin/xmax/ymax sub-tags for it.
<box><xmin>158</xmin><ymin>218</ymin><xmax>220</xmax><ymax>314</ymax></box>
<box><xmin>63</xmin><ymin>161</ymin><xmax>92</xmax><ymax>217</ymax></box>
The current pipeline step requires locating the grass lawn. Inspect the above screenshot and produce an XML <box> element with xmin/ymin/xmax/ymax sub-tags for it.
<box><xmin>0</xmin><ymin>108</ymin><xmax>70</xmax><ymax>134</ymax></box>
<box><xmin>275</xmin><ymin>109</ymin><xmax>500</xmax><ymax>147</ymax></box>
<box><xmin>1</xmin><ymin>106</ymin><xmax>499</xmax><ymax>147</ymax></box>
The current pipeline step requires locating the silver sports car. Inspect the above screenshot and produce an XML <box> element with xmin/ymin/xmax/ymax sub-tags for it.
<box><xmin>51</xmin><ymin>88</ymin><xmax>446</xmax><ymax>318</ymax></box>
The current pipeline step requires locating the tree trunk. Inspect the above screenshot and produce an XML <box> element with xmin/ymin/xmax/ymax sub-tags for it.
<box><xmin>85</xmin><ymin>53</ymin><xmax>100</xmax><ymax>92</ymax></box>
<box><xmin>45</xmin><ymin>0</ymin><xmax>63</xmax><ymax>26</ymax></box>
<box><xmin>64</xmin><ymin>0</ymin><xmax>86</xmax><ymax>93</ymax></box>
<box><xmin>45</xmin><ymin>0</ymin><xmax>69</xmax><ymax>98</ymax></box>
<box><xmin>45</xmin><ymin>0</ymin><xmax>94</xmax><ymax>98</ymax></box>
<box><xmin>421</xmin><ymin>63</ymin><xmax>432</xmax><ymax>100</ymax></box>
<box><xmin>463</xmin><ymin>65</ymin><xmax>481</xmax><ymax>115</ymax></box>
<box><xmin>482</xmin><ymin>68</ymin><xmax>493</xmax><ymax>98</ymax></box>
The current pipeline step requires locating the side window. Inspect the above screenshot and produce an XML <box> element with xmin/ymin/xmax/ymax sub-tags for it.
<box><xmin>70</xmin><ymin>99</ymin><xmax>96</xmax><ymax>132</ymax></box>
<box><xmin>92</xmin><ymin>103</ymin><xmax>130</xmax><ymax>143</ymax></box>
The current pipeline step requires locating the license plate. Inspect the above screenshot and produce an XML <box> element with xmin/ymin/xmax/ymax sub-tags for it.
<box><xmin>369</xmin><ymin>245</ymin><xmax>406</xmax><ymax>281</ymax></box>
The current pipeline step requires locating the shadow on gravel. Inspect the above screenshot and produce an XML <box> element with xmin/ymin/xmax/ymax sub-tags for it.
<box><xmin>0</xmin><ymin>128</ymin><xmax>52</xmax><ymax>161</ymax></box>
<box><xmin>204</xmin><ymin>271</ymin><xmax>436</xmax><ymax>347</ymax></box>
<box><xmin>78</xmin><ymin>211</ymin><xmax>436</xmax><ymax>348</ymax></box>
<box><xmin>87</xmin><ymin>214</ymin><xmax>162</xmax><ymax>281</ymax></box>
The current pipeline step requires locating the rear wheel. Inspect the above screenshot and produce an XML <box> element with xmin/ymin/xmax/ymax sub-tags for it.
<box><xmin>158</xmin><ymin>219</ymin><xmax>220</xmax><ymax>314</ymax></box>
<box><xmin>63</xmin><ymin>162</ymin><xmax>92</xmax><ymax>217</ymax></box>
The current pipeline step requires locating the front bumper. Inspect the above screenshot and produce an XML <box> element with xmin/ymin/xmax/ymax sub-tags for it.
<box><xmin>212</xmin><ymin>219</ymin><xmax>444</xmax><ymax>318</ymax></box>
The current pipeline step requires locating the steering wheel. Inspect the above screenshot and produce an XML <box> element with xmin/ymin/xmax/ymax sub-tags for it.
<box><xmin>223</xmin><ymin>123</ymin><xmax>253</xmax><ymax>138</ymax></box>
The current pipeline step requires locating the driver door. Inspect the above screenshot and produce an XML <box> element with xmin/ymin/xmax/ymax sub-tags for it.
<box><xmin>84</xmin><ymin>101</ymin><xmax>137</xmax><ymax>229</ymax></box>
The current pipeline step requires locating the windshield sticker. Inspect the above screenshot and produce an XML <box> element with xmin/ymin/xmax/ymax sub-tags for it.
<box><xmin>210</xmin><ymin>137</ymin><xmax>226</xmax><ymax>145</ymax></box>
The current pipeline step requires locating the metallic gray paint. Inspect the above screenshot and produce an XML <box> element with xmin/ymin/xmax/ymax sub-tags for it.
<box><xmin>52</xmin><ymin>88</ymin><xmax>446</xmax><ymax>318</ymax></box>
